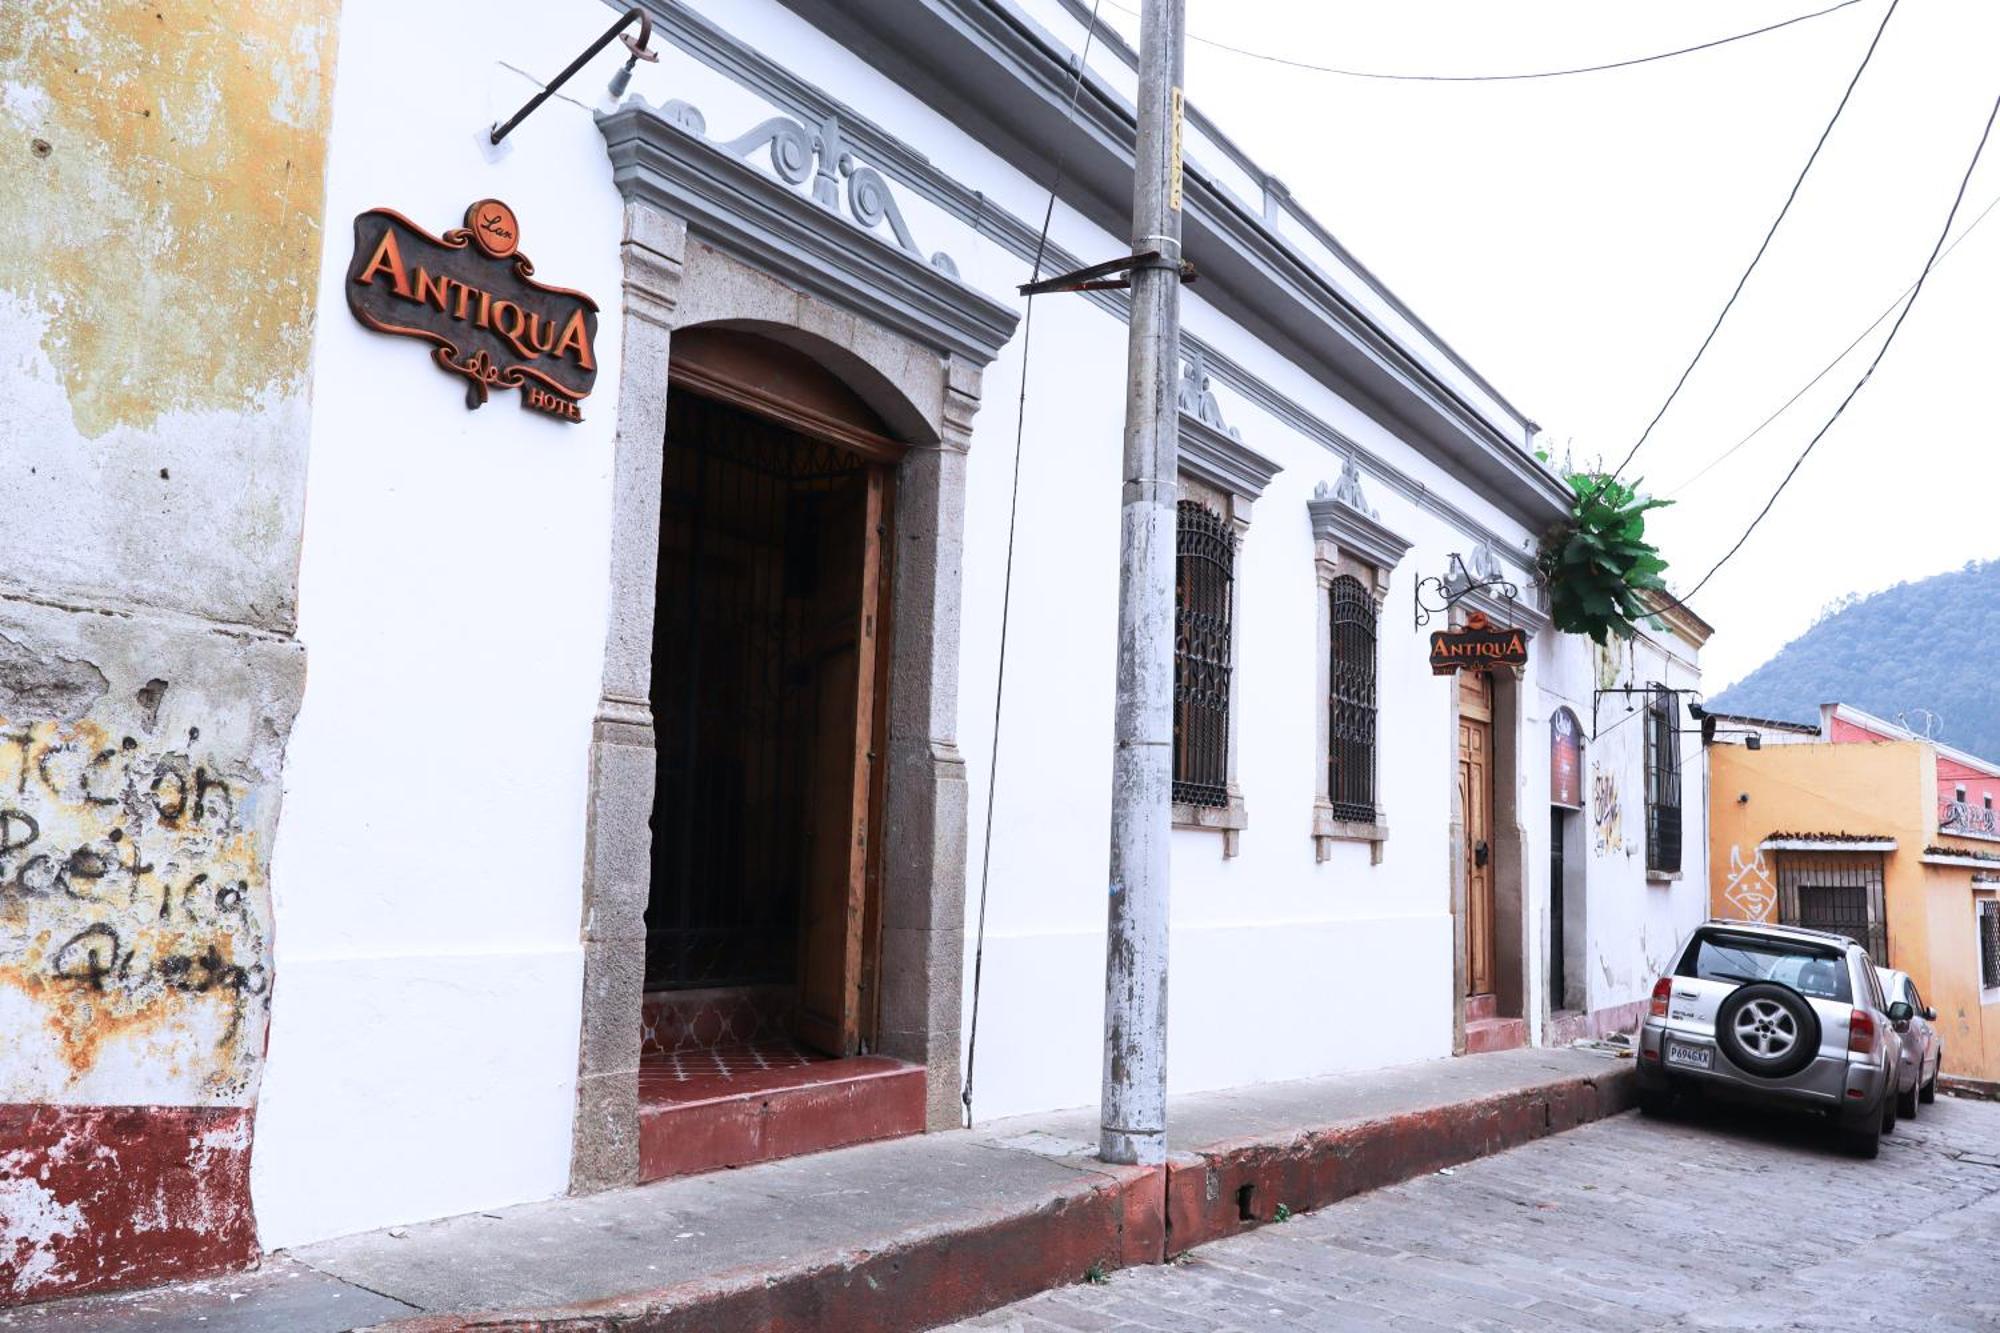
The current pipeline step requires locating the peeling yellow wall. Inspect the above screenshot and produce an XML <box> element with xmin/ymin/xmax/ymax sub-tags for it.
<box><xmin>0</xmin><ymin>2</ymin><xmax>341</xmax><ymax>633</ymax></box>
<box><xmin>0</xmin><ymin>2</ymin><xmax>336</xmax><ymax>438</ymax></box>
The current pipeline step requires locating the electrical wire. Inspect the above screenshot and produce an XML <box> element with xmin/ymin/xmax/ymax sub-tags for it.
<box><xmin>1099</xmin><ymin>0</ymin><xmax>1867</xmax><ymax>83</ymax></box>
<box><xmin>1607</xmin><ymin>0</ymin><xmax>1901</xmax><ymax>483</ymax></box>
<box><xmin>1665</xmin><ymin>188</ymin><xmax>2000</xmax><ymax>497</ymax></box>
<box><xmin>1677</xmin><ymin>82</ymin><xmax>2000</xmax><ymax>606</ymax></box>
<box><xmin>961</xmin><ymin>2</ymin><xmax>1104</xmax><ymax>1130</ymax></box>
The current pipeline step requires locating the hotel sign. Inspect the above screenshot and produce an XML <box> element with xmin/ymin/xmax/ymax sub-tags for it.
<box><xmin>1429</xmin><ymin>612</ymin><xmax>1529</xmax><ymax>676</ymax></box>
<box><xmin>1551</xmin><ymin>706</ymin><xmax>1584</xmax><ymax>809</ymax></box>
<box><xmin>346</xmin><ymin>199</ymin><xmax>598</xmax><ymax>422</ymax></box>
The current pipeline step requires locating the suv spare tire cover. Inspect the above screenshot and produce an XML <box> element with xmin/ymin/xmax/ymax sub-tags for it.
<box><xmin>1715</xmin><ymin>981</ymin><xmax>1822</xmax><ymax>1079</ymax></box>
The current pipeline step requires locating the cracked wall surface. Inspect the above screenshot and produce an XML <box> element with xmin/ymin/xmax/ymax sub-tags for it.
<box><xmin>0</xmin><ymin>0</ymin><xmax>337</xmax><ymax>1306</ymax></box>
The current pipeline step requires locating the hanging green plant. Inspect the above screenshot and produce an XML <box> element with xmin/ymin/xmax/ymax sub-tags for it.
<box><xmin>1537</xmin><ymin>473</ymin><xmax>1672</xmax><ymax>644</ymax></box>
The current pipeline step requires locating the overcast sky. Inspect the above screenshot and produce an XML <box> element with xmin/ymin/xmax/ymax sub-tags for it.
<box><xmin>1101</xmin><ymin>0</ymin><xmax>2000</xmax><ymax>690</ymax></box>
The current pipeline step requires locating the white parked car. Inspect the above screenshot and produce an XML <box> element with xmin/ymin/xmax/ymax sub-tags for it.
<box><xmin>1875</xmin><ymin>966</ymin><xmax>1942</xmax><ymax>1117</ymax></box>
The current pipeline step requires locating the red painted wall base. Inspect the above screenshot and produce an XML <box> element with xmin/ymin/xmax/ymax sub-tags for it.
<box><xmin>0</xmin><ymin>1104</ymin><xmax>257</xmax><ymax>1307</ymax></box>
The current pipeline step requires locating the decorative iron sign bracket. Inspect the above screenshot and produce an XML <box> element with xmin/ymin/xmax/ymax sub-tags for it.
<box><xmin>1413</xmin><ymin>551</ymin><xmax>1520</xmax><ymax>631</ymax></box>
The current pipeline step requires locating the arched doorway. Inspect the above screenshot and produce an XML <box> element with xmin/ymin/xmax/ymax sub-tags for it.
<box><xmin>633</xmin><ymin>328</ymin><xmax>924</xmax><ymax>1182</ymax></box>
<box><xmin>571</xmin><ymin>186</ymin><xmax>1012</xmax><ymax>1196</ymax></box>
<box><xmin>646</xmin><ymin>328</ymin><xmax>900</xmax><ymax>1057</ymax></box>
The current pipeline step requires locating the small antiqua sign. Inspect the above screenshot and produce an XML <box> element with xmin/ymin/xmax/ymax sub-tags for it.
<box><xmin>1429</xmin><ymin>612</ymin><xmax>1529</xmax><ymax>676</ymax></box>
<box><xmin>346</xmin><ymin>199</ymin><xmax>598</xmax><ymax>422</ymax></box>
<box><xmin>1551</xmin><ymin>705</ymin><xmax>1584</xmax><ymax>809</ymax></box>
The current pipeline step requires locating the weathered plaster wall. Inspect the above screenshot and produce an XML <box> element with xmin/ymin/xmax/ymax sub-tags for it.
<box><xmin>0</xmin><ymin>0</ymin><xmax>337</xmax><ymax>1305</ymax></box>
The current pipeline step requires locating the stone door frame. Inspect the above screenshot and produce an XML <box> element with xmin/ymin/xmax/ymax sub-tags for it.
<box><xmin>567</xmin><ymin>201</ymin><xmax>990</xmax><ymax>1190</ymax></box>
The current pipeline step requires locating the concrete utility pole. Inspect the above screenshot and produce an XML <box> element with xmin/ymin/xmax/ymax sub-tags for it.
<box><xmin>1100</xmin><ymin>0</ymin><xmax>1185</xmax><ymax>1168</ymax></box>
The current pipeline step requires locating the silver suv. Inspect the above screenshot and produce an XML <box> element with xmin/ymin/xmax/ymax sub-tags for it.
<box><xmin>1636</xmin><ymin>920</ymin><xmax>1907</xmax><ymax>1158</ymax></box>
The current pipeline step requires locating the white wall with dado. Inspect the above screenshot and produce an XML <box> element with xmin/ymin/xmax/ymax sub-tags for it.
<box><xmin>253</xmin><ymin>0</ymin><xmax>633</xmax><ymax>1251</ymax></box>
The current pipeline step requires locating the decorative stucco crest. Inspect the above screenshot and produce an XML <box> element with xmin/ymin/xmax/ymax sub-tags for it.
<box><xmin>657</xmin><ymin>99</ymin><xmax>961</xmax><ymax>277</ymax></box>
<box><xmin>1314</xmin><ymin>457</ymin><xmax>1377</xmax><ymax>519</ymax></box>
<box><xmin>1469</xmin><ymin>540</ymin><xmax>1504</xmax><ymax>584</ymax></box>
<box><xmin>1176</xmin><ymin>347</ymin><xmax>1278</xmax><ymax>509</ymax></box>
<box><xmin>1177</xmin><ymin>348</ymin><xmax>1238</xmax><ymax>439</ymax></box>
<box><xmin>1309</xmin><ymin>459</ymin><xmax>1410</xmax><ymax>576</ymax></box>
<box><xmin>598</xmin><ymin>97</ymin><xmax>1019</xmax><ymax>366</ymax></box>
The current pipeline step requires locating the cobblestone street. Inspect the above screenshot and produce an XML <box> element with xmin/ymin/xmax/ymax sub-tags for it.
<box><xmin>946</xmin><ymin>1095</ymin><xmax>2000</xmax><ymax>1332</ymax></box>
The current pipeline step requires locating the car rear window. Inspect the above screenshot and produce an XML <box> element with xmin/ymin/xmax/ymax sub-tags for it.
<box><xmin>1679</xmin><ymin>932</ymin><xmax>1852</xmax><ymax>1003</ymax></box>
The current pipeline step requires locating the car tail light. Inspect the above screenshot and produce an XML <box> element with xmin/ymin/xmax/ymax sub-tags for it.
<box><xmin>1649</xmin><ymin>977</ymin><xmax>1671</xmax><ymax>1019</ymax></box>
<box><xmin>1848</xmin><ymin>1008</ymin><xmax>1875</xmax><ymax>1056</ymax></box>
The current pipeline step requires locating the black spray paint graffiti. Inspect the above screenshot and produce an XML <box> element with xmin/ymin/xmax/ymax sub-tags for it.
<box><xmin>0</xmin><ymin>721</ymin><xmax>270</xmax><ymax>1060</ymax></box>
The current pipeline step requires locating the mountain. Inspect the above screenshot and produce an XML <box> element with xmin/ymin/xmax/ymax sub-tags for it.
<box><xmin>1709</xmin><ymin>559</ymin><xmax>2000</xmax><ymax>762</ymax></box>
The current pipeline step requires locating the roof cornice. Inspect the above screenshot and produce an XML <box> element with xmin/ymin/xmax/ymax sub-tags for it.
<box><xmin>767</xmin><ymin>0</ymin><xmax>1573</xmax><ymax>529</ymax></box>
<box><xmin>619</xmin><ymin>0</ymin><xmax>1554</xmax><ymax>565</ymax></box>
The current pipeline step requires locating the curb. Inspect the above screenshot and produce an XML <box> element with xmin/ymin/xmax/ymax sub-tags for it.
<box><xmin>369</xmin><ymin>1064</ymin><xmax>1634</xmax><ymax>1333</ymax></box>
<box><xmin>367</xmin><ymin>1162</ymin><xmax>1160</xmax><ymax>1333</ymax></box>
<box><xmin>1940</xmin><ymin>1074</ymin><xmax>2000</xmax><ymax>1102</ymax></box>
<box><xmin>1164</xmin><ymin>1066</ymin><xmax>1635</xmax><ymax>1255</ymax></box>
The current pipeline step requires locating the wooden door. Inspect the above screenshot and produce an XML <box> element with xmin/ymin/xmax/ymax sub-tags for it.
<box><xmin>794</xmin><ymin>467</ymin><xmax>886</xmax><ymax>1056</ymax></box>
<box><xmin>1459</xmin><ymin>671</ymin><xmax>1495</xmax><ymax>998</ymax></box>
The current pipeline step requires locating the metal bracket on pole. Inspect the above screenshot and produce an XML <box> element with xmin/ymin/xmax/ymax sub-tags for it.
<box><xmin>1018</xmin><ymin>251</ymin><xmax>1197</xmax><ymax>296</ymax></box>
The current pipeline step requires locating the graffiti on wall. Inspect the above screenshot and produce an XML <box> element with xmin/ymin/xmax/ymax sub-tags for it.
<box><xmin>1591</xmin><ymin>760</ymin><xmax>1622</xmax><ymax>855</ymax></box>
<box><xmin>0</xmin><ymin>717</ymin><xmax>270</xmax><ymax>1103</ymax></box>
<box><xmin>1721</xmin><ymin>845</ymin><xmax>1778</xmax><ymax>922</ymax></box>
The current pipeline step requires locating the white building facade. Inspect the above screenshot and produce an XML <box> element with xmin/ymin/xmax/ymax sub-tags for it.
<box><xmin>0</xmin><ymin>0</ymin><xmax>1713</xmax><ymax>1298</ymax></box>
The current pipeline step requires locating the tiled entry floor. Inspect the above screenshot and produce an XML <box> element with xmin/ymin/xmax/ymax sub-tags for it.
<box><xmin>640</xmin><ymin>1038</ymin><xmax>824</xmax><ymax>1090</ymax></box>
<box><xmin>637</xmin><ymin>1039</ymin><xmax>926</xmax><ymax>1181</ymax></box>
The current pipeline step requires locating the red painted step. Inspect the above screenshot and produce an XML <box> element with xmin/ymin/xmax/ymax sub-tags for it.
<box><xmin>638</xmin><ymin>1047</ymin><xmax>925</xmax><ymax>1182</ymax></box>
<box><xmin>1464</xmin><ymin>1016</ymin><xmax>1528</xmax><ymax>1055</ymax></box>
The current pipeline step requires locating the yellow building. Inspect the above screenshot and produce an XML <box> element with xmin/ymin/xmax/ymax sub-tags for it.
<box><xmin>1705</xmin><ymin>705</ymin><xmax>2000</xmax><ymax>1086</ymax></box>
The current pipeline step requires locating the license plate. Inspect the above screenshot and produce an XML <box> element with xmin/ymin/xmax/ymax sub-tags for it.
<box><xmin>1666</xmin><ymin>1040</ymin><xmax>1712</xmax><ymax>1071</ymax></box>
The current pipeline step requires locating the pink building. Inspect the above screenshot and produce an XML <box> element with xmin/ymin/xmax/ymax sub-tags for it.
<box><xmin>1825</xmin><ymin>704</ymin><xmax>2000</xmax><ymax>840</ymax></box>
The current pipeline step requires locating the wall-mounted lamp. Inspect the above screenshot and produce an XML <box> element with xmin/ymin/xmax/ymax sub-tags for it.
<box><xmin>1745</xmin><ymin>734</ymin><xmax>1762</xmax><ymax>751</ymax></box>
<box><xmin>490</xmin><ymin>7</ymin><xmax>657</xmax><ymax>146</ymax></box>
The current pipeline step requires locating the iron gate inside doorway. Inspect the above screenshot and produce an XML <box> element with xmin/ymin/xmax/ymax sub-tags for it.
<box><xmin>646</xmin><ymin>389</ymin><xmax>871</xmax><ymax>991</ymax></box>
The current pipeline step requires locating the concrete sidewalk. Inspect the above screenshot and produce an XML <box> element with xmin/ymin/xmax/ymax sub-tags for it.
<box><xmin>0</xmin><ymin>1046</ymin><xmax>1634</xmax><ymax>1333</ymax></box>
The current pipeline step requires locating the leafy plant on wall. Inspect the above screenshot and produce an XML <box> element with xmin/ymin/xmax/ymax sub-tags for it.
<box><xmin>1536</xmin><ymin>473</ymin><xmax>1672</xmax><ymax>644</ymax></box>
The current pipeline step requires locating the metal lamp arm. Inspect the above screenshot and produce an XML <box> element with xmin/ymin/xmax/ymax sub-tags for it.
<box><xmin>490</xmin><ymin>7</ymin><xmax>657</xmax><ymax>145</ymax></box>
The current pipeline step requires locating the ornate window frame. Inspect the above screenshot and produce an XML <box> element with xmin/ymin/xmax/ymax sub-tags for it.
<box><xmin>1173</xmin><ymin>352</ymin><xmax>1279</xmax><ymax>856</ymax></box>
<box><xmin>1309</xmin><ymin>460</ymin><xmax>1411</xmax><ymax>862</ymax></box>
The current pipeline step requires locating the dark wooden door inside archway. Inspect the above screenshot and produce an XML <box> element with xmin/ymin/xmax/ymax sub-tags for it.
<box><xmin>647</xmin><ymin>383</ymin><xmax>891</xmax><ymax>1058</ymax></box>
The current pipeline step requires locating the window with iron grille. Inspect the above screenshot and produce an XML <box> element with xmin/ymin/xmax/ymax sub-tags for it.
<box><xmin>1327</xmin><ymin>574</ymin><xmax>1378</xmax><ymax>822</ymax></box>
<box><xmin>1777</xmin><ymin>851</ymin><xmax>1888</xmax><ymax>963</ymax></box>
<box><xmin>1173</xmin><ymin>499</ymin><xmax>1233</xmax><ymax>808</ymax></box>
<box><xmin>1644</xmin><ymin>684</ymin><xmax>1682</xmax><ymax>873</ymax></box>
<box><xmin>1981</xmin><ymin>900</ymin><xmax>2000</xmax><ymax>990</ymax></box>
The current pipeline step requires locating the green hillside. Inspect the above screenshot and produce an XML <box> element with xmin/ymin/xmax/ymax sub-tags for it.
<box><xmin>1710</xmin><ymin>559</ymin><xmax>2000</xmax><ymax>762</ymax></box>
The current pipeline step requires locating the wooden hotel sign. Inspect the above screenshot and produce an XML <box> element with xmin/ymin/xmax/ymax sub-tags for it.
<box><xmin>346</xmin><ymin>199</ymin><xmax>598</xmax><ymax>422</ymax></box>
<box><xmin>1429</xmin><ymin>612</ymin><xmax>1529</xmax><ymax>676</ymax></box>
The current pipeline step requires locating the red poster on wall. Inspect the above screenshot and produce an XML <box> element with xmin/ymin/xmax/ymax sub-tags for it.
<box><xmin>1551</xmin><ymin>705</ymin><xmax>1584</xmax><ymax>810</ymax></box>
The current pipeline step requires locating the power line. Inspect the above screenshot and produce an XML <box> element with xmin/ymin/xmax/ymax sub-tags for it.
<box><xmin>1677</xmin><ymin>83</ymin><xmax>2000</xmax><ymax>606</ymax></box>
<box><xmin>1665</xmin><ymin>188</ymin><xmax>2000</xmax><ymax>497</ymax></box>
<box><xmin>1607</xmin><ymin>0</ymin><xmax>1901</xmax><ymax>483</ymax></box>
<box><xmin>961</xmin><ymin>1</ymin><xmax>1103</xmax><ymax>1130</ymax></box>
<box><xmin>1099</xmin><ymin>0</ymin><xmax>1866</xmax><ymax>83</ymax></box>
